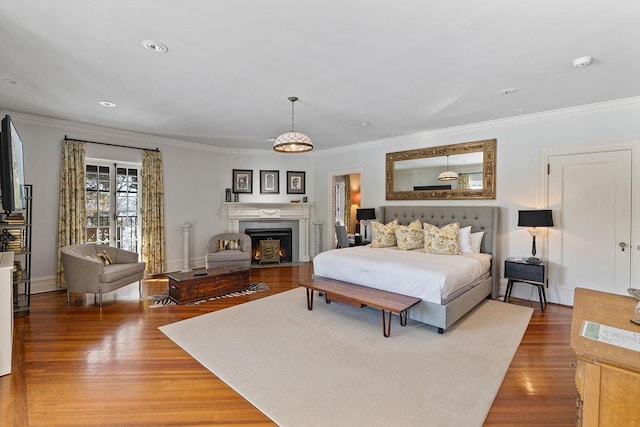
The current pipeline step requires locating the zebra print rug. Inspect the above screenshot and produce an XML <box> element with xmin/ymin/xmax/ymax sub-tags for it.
<box><xmin>147</xmin><ymin>282</ymin><xmax>269</xmax><ymax>308</ymax></box>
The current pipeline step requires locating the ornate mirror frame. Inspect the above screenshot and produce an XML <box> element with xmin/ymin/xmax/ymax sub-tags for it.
<box><xmin>385</xmin><ymin>138</ymin><xmax>496</xmax><ymax>200</ymax></box>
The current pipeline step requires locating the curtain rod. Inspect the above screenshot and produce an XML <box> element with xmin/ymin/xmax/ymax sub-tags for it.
<box><xmin>64</xmin><ymin>136</ymin><xmax>159</xmax><ymax>152</ymax></box>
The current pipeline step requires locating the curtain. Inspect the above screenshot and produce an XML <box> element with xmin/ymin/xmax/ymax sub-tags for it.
<box><xmin>344</xmin><ymin>175</ymin><xmax>351</xmax><ymax>233</ymax></box>
<box><xmin>141</xmin><ymin>150</ymin><xmax>166</xmax><ymax>275</ymax></box>
<box><xmin>458</xmin><ymin>174</ymin><xmax>470</xmax><ymax>190</ymax></box>
<box><xmin>57</xmin><ymin>140</ymin><xmax>86</xmax><ymax>288</ymax></box>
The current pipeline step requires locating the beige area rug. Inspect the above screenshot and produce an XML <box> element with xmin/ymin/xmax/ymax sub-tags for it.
<box><xmin>159</xmin><ymin>287</ymin><xmax>533</xmax><ymax>427</ymax></box>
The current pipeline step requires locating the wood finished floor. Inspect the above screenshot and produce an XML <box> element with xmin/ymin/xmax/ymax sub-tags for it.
<box><xmin>1</xmin><ymin>263</ymin><xmax>578</xmax><ymax>426</ymax></box>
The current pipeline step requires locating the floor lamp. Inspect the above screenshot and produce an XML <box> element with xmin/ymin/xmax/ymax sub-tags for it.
<box><xmin>356</xmin><ymin>208</ymin><xmax>376</xmax><ymax>243</ymax></box>
<box><xmin>518</xmin><ymin>210</ymin><xmax>554</xmax><ymax>264</ymax></box>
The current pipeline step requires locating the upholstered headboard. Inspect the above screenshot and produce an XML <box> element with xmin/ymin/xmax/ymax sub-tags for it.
<box><xmin>378</xmin><ymin>205</ymin><xmax>500</xmax><ymax>298</ymax></box>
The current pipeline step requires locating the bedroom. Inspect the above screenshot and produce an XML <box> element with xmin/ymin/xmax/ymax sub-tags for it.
<box><xmin>1</xmin><ymin>1</ymin><xmax>640</xmax><ymax>425</ymax></box>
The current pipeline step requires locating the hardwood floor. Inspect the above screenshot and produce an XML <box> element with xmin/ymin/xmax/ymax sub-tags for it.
<box><xmin>1</xmin><ymin>263</ymin><xmax>578</xmax><ymax>426</ymax></box>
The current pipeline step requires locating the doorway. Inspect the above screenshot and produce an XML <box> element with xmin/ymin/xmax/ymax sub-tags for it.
<box><xmin>328</xmin><ymin>170</ymin><xmax>363</xmax><ymax>249</ymax></box>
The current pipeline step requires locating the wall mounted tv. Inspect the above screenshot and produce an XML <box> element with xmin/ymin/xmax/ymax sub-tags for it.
<box><xmin>0</xmin><ymin>115</ymin><xmax>26</xmax><ymax>213</ymax></box>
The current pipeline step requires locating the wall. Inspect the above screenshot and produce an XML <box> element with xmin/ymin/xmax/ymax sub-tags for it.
<box><xmin>1</xmin><ymin>112</ymin><xmax>313</xmax><ymax>292</ymax></box>
<box><xmin>312</xmin><ymin>98</ymin><xmax>640</xmax><ymax>293</ymax></box>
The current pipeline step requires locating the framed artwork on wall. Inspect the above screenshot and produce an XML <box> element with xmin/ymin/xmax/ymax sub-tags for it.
<box><xmin>287</xmin><ymin>171</ymin><xmax>305</xmax><ymax>194</ymax></box>
<box><xmin>232</xmin><ymin>169</ymin><xmax>253</xmax><ymax>193</ymax></box>
<box><xmin>260</xmin><ymin>170</ymin><xmax>279</xmax><ymax>194</ymax></box>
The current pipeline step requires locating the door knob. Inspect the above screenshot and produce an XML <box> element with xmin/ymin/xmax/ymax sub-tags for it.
<box><xmin>619</xmin><ymin>242</ymin><xmax>628</xmax><ymax>251</ymax></box>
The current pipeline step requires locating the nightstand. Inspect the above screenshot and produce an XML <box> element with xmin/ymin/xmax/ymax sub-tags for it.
<box><xmin>504</xmin><ymin>259</ymin><xmax>547</xmax><ymax>310</ymax></box>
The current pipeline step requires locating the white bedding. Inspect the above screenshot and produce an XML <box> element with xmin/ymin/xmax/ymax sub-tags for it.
<box><xmin>313</xmin><ymin>246</ymin><xmax>492</xmax><ymax>304</ymax></box>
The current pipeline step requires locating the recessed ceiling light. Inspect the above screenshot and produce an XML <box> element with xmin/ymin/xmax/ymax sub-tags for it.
<box><xmin>514</xmin><ymin>108</ymin><xmax>526</xmax><ymax>113</ymax></box>
<box><xmin>360</xmin><ymin>121</ymin><xmax>372</xmax><ymax>127</ymax></box>
<box><xmin>572</xmin><ymin>56</ymin><xmax>593</xmax><ymax>68</ymax></box>
<box><xmin>498</xmin><ymin>88</ymin><xmax>518</xmax><ymax>95</ymax></box>
<box><xmin>99</xmin><ymin>100</ymin><xmax>117</xmax><ymax>108</ymax></box>
<box><xmin>142</xmin><ymin>40</ymin><xmax>169</xmax><ymax>53</ymax></box>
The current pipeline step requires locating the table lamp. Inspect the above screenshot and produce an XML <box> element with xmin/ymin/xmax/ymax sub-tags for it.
<box><xmin>518</xmin><ymin>209</ymin><xmax>554</xmax><ymax>264</ymax></box>
<box><xmin>356</xmin><ymin>208</ymin><xmax>376</xmax><ymax>242</ymax></box>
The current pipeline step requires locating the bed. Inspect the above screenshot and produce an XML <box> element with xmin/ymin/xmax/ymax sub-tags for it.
<box><xmin>313</xmin><ymin>205</ymin><xmax>499</xmax><ymax>333</ymax></box>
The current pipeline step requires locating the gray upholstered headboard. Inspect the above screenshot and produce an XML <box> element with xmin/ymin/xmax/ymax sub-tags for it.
<box><xmin>378</xmin><ymin>205</ymin><xmax>500</xmax><ymax>297</ymax></box>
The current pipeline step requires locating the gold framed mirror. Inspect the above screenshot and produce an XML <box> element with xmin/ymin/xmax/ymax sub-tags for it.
<box><xmin>385</xmin><ymin>139</ymin><xmax>496</xmax><ymax>200</ymax></box>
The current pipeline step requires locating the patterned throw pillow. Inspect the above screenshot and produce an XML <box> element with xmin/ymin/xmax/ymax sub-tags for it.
<box><xmin>394</xmin><ymin>219</ymin><xmax>424</xmax><ymax>250</ymax></box>
<box><xmin>92</xmin><ymin>250</ymin><xmax>114</xmax><ymax>265</ymax></box>
<box><xmin>370</xmin><ymin>219</ymin><xmax>399</xmax><ymax>248</ymax></box>
<box><xmin>218</xmin><ymin>239</ymin><xmax>240</xmax><ymax>250</ymax></box>
<box><xmin>423</xmin><ymin>222</ymin><xmax>461</xmax><ymax>255</ymax></box>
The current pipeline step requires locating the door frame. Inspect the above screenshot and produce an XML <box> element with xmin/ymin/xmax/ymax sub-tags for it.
<box><xmin>541</xmin><ymin>138</ymin><xmax>640</xmax><ymax>293</ymax></box>
<box><xmin>326</xmin><ymin>168</ymin><xmax>364</xmax><ymax>253</ymax></box>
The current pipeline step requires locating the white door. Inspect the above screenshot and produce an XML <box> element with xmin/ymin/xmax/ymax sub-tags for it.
<box><xmin>547</xmin><ymin>150</ymin><xmax>632</xmax><ymax>305</ymax></box>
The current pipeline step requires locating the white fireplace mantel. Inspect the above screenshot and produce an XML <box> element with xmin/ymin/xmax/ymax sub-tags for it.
<box><xmin>225</xmin><ymin>202</ymin><xmax>311</xmax><ymax>262</ymax></box>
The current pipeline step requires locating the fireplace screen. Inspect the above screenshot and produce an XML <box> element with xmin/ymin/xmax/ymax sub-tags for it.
<box><xmin>245</xmin><ymin>228</ymin><xmax>293</xmax><ymax>263</ymax></box>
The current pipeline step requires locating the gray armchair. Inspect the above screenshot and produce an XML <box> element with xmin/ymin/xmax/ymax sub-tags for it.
<box><xmin>60</xmin><ymin>244</ymin><xmax>146</xmax><ymax>306</ymax></box>
<box><xmin>205</xmin><ymin>233</ymin><xmax>252</xmax><ymax>269</ymax></box>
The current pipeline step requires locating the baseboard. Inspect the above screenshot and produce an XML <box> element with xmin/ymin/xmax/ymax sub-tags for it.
<box><xmin>31</xmin><ymin>275</ymin><xmax>57</xmax><ymax>294</ymax></box>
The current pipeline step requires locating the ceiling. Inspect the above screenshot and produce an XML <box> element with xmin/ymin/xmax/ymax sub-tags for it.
<box><xmin>1</xmin><ymin>1</ymin><xmax>639</xmax><ymax>152</ymax></box>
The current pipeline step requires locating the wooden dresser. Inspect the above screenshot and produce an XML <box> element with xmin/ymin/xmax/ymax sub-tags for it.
<box><xmin>570</xmin><ymin>287</ymin><xmax>640</xmax><ymax>426</ymax></box>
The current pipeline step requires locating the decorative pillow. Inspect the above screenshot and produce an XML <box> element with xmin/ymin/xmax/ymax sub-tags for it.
<box><xmin>470</xmin><ymin>231</ymin><xmax>484</xmax><ymax>253</ymax></box>
<box><xmin>218</xmin><ymin>239</ymin><xmax>240</xmax><ymax>250</ymax></box>
<box><xmin>458</xmin><ymin>226</ymin><xmax>473</xmax><ymax>253</ymax></box>
<box><xmin>370</xmin><ymin>219</ymin><xmax>399</xmax><ymax>248</ymax></box>
<box><xmin>394</xmin><ymin>219</ymin><xmax>424</xmax><ymax>250</ymax></box>
<box><xmin>423</xmin><ymin>222</ymin><xmax>461</xmax><ymax>255</ymax></box>
<box><xmin>92</xmin><ymin>250</ymin><xmax>113</xmax><ymax>265</ymax></box>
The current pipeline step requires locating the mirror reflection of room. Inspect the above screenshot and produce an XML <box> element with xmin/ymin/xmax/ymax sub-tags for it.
<box><xmin>393</xmin><ymin>152</ymin><xmax>484</xmax><ymax>191</ymax></box>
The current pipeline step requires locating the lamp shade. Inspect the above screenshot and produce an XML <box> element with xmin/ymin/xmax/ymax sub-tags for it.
<box><xmin>356</xmin><ymin>208</ymin><xmax>376</xmax><ymax>221</ymax></box>
<box><xmin>518</xmin><ymin>210</ymin><xmax>554</xmax><ymax>227</ymax></box>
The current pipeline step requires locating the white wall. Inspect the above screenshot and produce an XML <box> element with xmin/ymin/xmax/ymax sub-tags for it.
<box><xmin>4</xmin><ymin>97</ymin><xmax>640</xmax><ymax>295</ymax></box>
<box><xmin>1</xmin><ymin>112</ymin><xmax>313</xmax><ymax>292</ymax></box>
<box><xmin>312</xmin><ymin>98</ymin><xmax>640</xmax><ymax>290</ymax></box>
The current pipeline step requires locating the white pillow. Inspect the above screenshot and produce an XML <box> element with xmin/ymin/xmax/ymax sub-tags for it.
<box><xmin>458</xmin><ymin>226</ymin><xmax>472</xmax><ymax>253</ymax></box>
<box><xmin>470</xmin><ymin>231</ymin><xmax>484</xmax><ymax>253</ymax></box>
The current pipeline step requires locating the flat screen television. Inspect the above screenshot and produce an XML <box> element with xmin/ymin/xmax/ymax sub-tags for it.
<box><xmin>0</xmin><ymin>115</ymin><xmax>26</xmax><ymax>213</ymax></box>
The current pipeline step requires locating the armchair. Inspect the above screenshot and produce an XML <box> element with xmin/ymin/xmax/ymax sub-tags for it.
<box><xmin>60</xmin><ymin>244</ymin><xmax>146</xmax><ymax>306</ymax></box>
<box><xmin>205</xmin><ymin>233</ymin><xmax>252</xmax><ymax>269</ymax></box>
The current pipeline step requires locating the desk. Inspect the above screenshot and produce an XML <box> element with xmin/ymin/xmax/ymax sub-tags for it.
<box><xmin>571</xmin><ymin>288</ymin><xmax>640</xmax><ymax>426</ymax></box>
<box><xmin>0</xmin><ymin>252</ymin><xmax>15</xmax><ymax>376</ymax></box>
<box><xmin>503</xmin><ymin>259</ymin><xmax>547</xmax><ymax>310</ymax></box>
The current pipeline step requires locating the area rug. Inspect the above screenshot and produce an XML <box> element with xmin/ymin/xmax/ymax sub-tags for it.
<box><xmin>159</xmin><ymin>287</ymin><xmax>533</xmax><ymax>426</ymax></box>
<box><xmin>148</xmin><ymin>282</ymin><xmax>269</xmax><ymax>308</ymax></box>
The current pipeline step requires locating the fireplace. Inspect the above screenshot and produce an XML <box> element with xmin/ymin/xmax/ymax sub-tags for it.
<box><xmin>245</xmin><ymin>228</ymin><xmax>293</xmax><ymax>264</ymax></box>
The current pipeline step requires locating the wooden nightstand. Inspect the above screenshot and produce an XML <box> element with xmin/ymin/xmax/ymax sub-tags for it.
<box><xmin>504</xmin><ymin>259</ymin><xmax>547</xmax><ymax>310</ymax></box>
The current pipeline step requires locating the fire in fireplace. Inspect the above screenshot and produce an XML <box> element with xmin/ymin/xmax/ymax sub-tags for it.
<box><xmin>244</xmin><ymin>228</ymin><xmax>293</xmax><ymax>263</ymax></box>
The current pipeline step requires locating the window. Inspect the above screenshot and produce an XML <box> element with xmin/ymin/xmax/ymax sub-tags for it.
<box><xmin>85</xmin><ymin>161</ymin><xmax>141</xmax><ymax>253</ymax></box>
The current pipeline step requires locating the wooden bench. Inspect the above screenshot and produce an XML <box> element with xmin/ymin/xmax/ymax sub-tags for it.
<box><xmin>299</xmin><ymin>277</ymin><xmax>421</xmax><ymax>337</ymax></box>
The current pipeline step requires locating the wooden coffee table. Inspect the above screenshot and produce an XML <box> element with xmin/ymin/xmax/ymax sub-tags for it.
<box><xmin>167</xmin><ymin>265</ymin><xmax>250</xmax><ymax>304</ymax></box>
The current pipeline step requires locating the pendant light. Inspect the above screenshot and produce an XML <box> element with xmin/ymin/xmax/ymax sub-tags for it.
<box><xmin>273</xmin><ymin>96</ymin><xmax>313</xmax><ymax>153</ymax></box>
<box><xmin>437</xmin><ymin>156</ymin><xmax>458</xmax><ymax>181</ymax></box>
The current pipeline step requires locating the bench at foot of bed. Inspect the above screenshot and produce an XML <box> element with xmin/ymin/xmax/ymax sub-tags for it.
<box><xmin>299</xmin><ymin>277</ymin><xmax>421</xmax><ymax>337</ymax></box>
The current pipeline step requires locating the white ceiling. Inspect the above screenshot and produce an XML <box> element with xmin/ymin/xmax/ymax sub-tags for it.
<box><xmin>1</xmin><ymin>1</ymin><xmax>639</xmax><ymax>152</ymax></box>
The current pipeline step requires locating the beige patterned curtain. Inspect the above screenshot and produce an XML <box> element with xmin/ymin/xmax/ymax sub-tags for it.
<box><xmin>57</xmin><ymin>140</ymin><xmax>87</xmax><ymax>288</ymax></box>
<box><xmin>344</xmin><ymin>175</ymin><xmax>352</xmax><ymax>233</ymax></box>
<box><xmin>458</xmin><ymin>174</ymin><xmax>470</xmax><ymax>190</ymax></box>
<box><xmin>141</xmin><ymin>150</ymin><xmax>166</xmax><ymax>275</ymax></box>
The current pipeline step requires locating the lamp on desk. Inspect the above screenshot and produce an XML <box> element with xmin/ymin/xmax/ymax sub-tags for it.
<box><xmin>356</xmin><ymin>208</ymin><xmax>376</xmax><ymax>242</ymax></box>
<box><xmin>518</xmin><ymin>209</ymin><xmax>554</xmax><ymax>264</ymax></box>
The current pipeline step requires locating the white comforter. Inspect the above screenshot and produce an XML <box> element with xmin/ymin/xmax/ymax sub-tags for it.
<box><xmin>312</xmin><ymin>246</ymin><xmax>492</xmax><ymax>304</ymax></box>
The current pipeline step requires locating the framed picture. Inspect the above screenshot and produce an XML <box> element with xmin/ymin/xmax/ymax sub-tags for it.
<box><xmin>232</xmin><ymin>169</ymin><xmax>253</xmax><ymax>193</ymax></box>
<box><xmin>260</xmin><ymin>170</ymin><xmax>279</xmax><ymax>194</ymax></box>
<box><xmin>287</xmin><ymin>171</ymin><xmax>305</xmax><ymax>194</ymax></box>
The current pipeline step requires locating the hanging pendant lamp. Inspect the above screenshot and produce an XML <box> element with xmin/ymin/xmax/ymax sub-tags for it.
<box><xmin>273</xmin><ymin>96</ymin><xmax>313</xmax><ymax>153</ymax></box>
<box><xmin>437</xmin><ymin>156</ymin><xmax>458</xmax><ymax>181</ymax></box>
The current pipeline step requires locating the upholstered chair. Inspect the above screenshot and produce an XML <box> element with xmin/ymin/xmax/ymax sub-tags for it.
<box><xmin>60</xmin><ymin>244</ymin><xmax>146</xmax><ymax>306</ymax></box>
<box><xmin>205</xmin><ymin>233</ymin><xmax>252</xmax><ymax>269</ymax></box>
